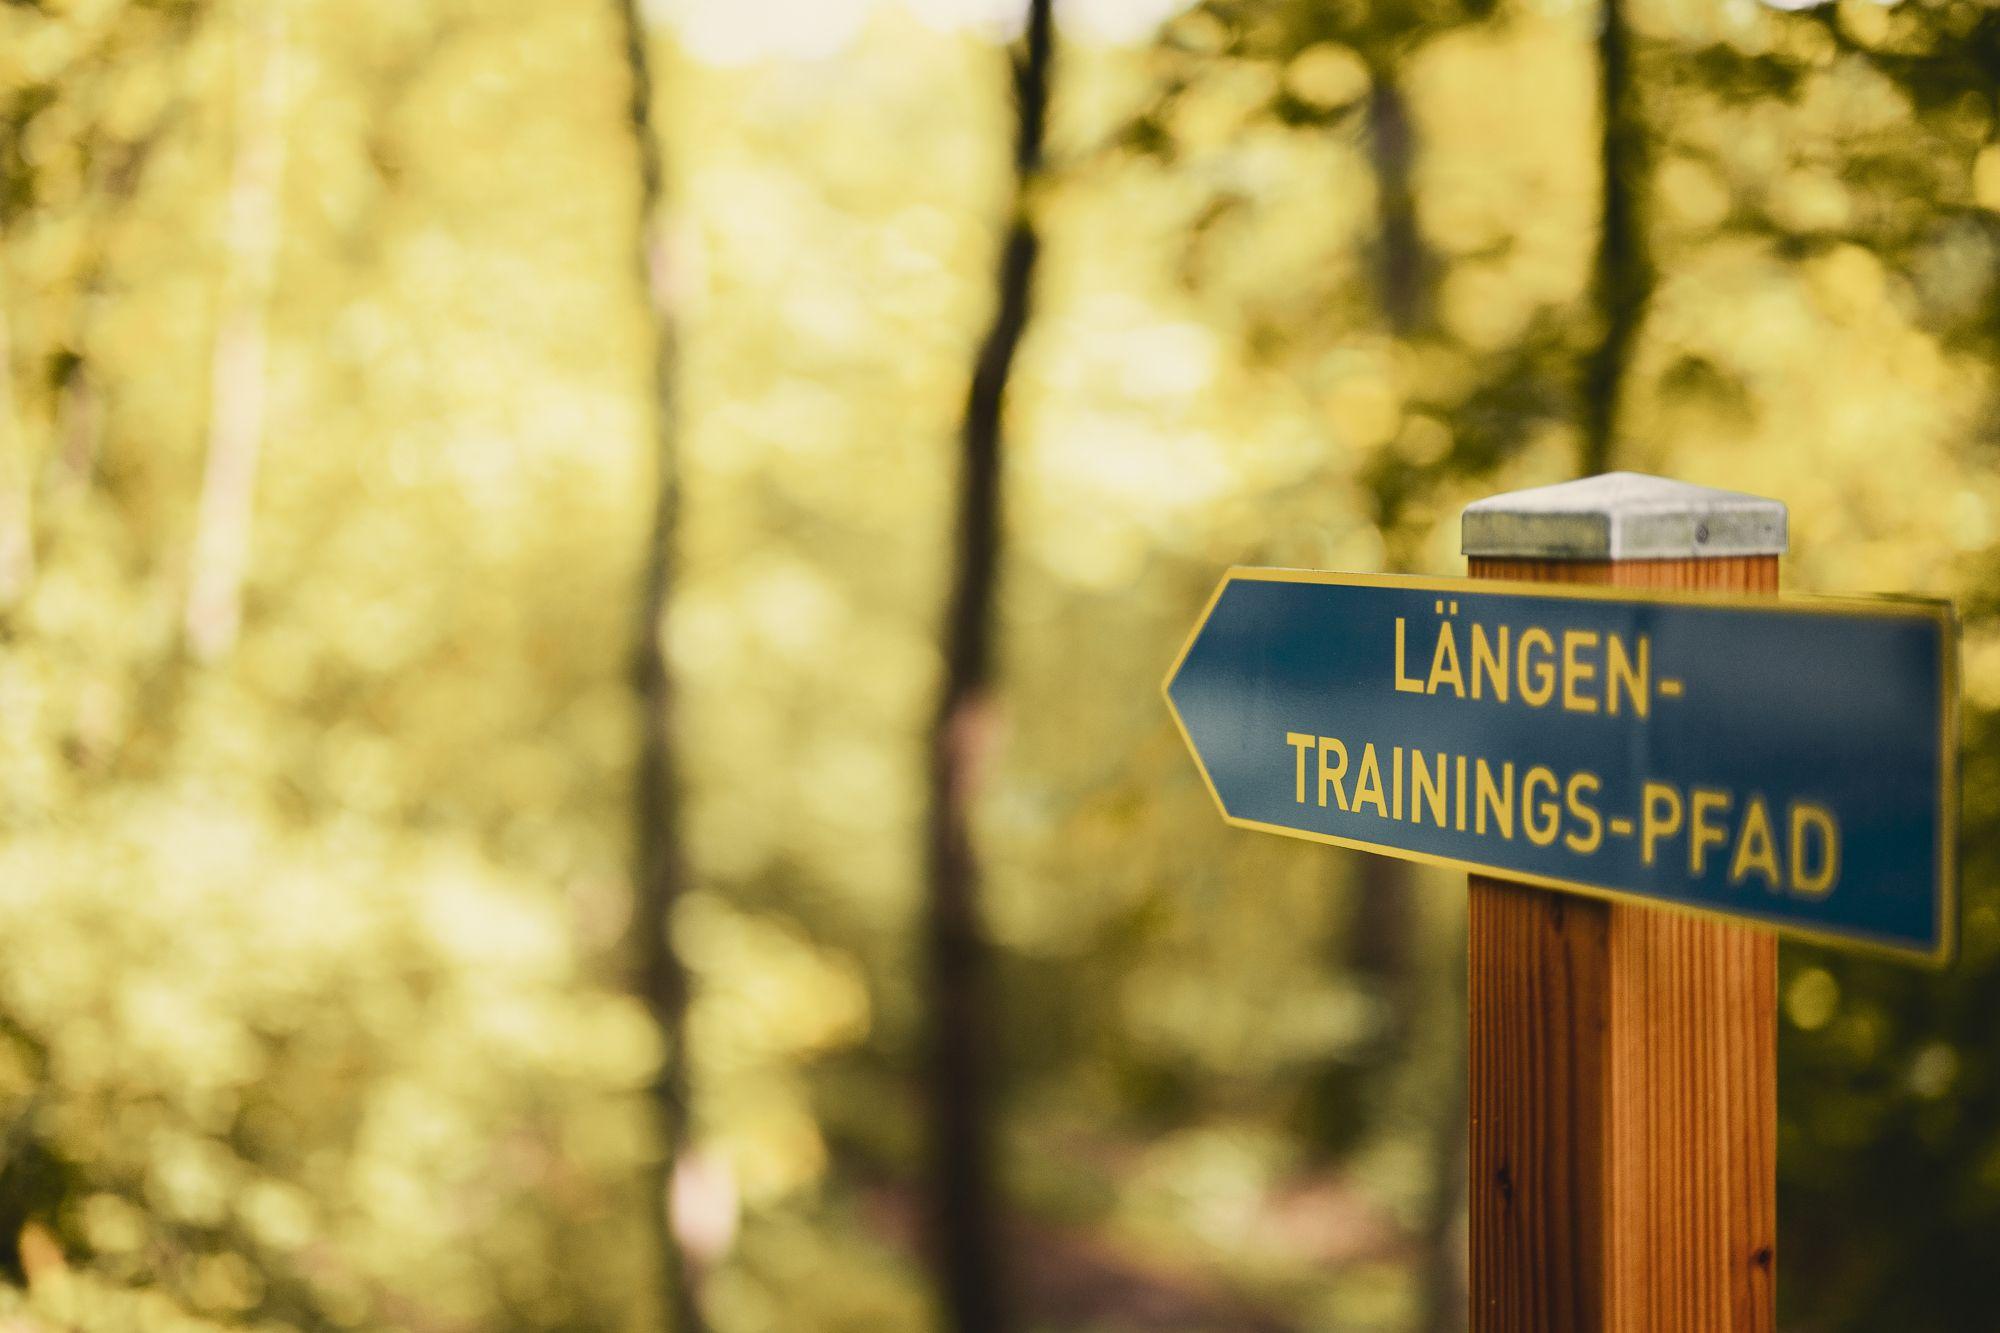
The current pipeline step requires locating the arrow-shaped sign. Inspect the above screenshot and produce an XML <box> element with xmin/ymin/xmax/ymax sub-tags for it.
<box><xmin>1163</xmin><ymin>568</ymin><xmax>1957</xmax><ymax>962</ymax></box>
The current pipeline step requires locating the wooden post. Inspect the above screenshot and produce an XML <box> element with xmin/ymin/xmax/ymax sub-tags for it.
<box><xmin>1460</xmin><ymin>474</ymin><xmax>1782</xmax><ymax>1332</ymax></box>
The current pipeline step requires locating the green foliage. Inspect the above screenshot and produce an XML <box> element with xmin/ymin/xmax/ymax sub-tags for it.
<box><xmin>3</xmin><ymin>0</ymin><xmax>1998</xmax><ymax>1330</ymax></box>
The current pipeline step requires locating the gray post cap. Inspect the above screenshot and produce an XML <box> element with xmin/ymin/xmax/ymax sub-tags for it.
<box><xmin>1461</xmin><ymin>471</ymin><xmax>1787</xmax><ymax>560</ymax></box>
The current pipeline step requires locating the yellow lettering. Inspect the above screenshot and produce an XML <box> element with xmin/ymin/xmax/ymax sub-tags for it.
<box><xmin>1523</xmin><ymin>767</ymin><xmax>1560</xmax><ymax>846</ymax></box>
<box><xmin>1394</xmin><ymin>618</ymin><xmax>1426</xmax><ymax>694</ymax></box>
<box><xmin>1392</xmin><ymin>746</ymin><xmax>1404</xmax><ymax>821</ymax></box>
<box><xmin>1730</xmin><ymin>795</ymin><xmax>1780</xmax><ymax>889</ymax></box>
<box><xmin>1790</xmin><ymin>802</ymin><xmax>1840</xmax><ymax>896</ymax></box>
<box><xmin>1475</xmin><ymin>759</ymin><xmax>1514</xmax><ymax>839</ymax></box>
<box><xmin>1317</xmin><ymin>737</ymin><xmax>1350</xmax><ymax>811</ymax></box>
<box><xmin>1562</xmin><ymin>631</ymin><xmax>1600</xmax><ymax>713</ymax></box>
<box><xmin>1519</xmin><ymin>628</ymin><xmax>1556</xmax><ymax>707</ymax></box>
<box><xmin>1287</xmin><ymin>732</ymin><xmax>1315</xmax><ymax>804</ymax></box>
<box><xmin>1427</xmin><ymin>621</ymin><xmax>1465</xmax><ymax>698</ymax></box>
<box><xmin>1606</xmin><ymin>633</ymin><xmax>1650</xmax><ymax>719</ymax></box>
<box><xmin>1412</xmin><ymin>751</ymin><xmax>1448</xmax><ymax>827</ymax></box>
<box><xmin>1354</xmin><ymin>743</ymin><xmax>1389</xmax><ymax>818</ymax></box>
<box><xmin>1471</xmin><ymin>623</ymin><xmax>1510</xmax><ymax>702</ymax></box>
<box><xmin>1565</xmin><ymin>772</ymin><xmax>1603</xmax><ymax>854</ymax></box>
<box><xmin>1455</xmin><ymin>755</ymin><xmax>1468</xmax><ymax>831</ymax></box>
<box><xmin>1690</xmin><ymin>787</ymin><xmax>1731</xmax><ymax>876</ymax></box>
<box><xmin>1642</xmin><ymin>782</ymin><xmax>1683</xmax><ymax>867</ymax></box>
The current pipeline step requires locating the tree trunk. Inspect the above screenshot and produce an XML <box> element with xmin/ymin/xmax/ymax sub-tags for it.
<box><xmin>611</xmin><ymin>3</ymin><xmax>705</xmax><ymax>1331</ymax></box>
<box><xmin>1365</xmin><ymin>56</ymin><xmax>1428</xmax><ymax>338</ymax></box>
<box><xmin>1304</xmin><ymin>852</ymin><xmax>1419</xmax><ymax>1158</ymax></box>
<box><xmin>1352</xmin><ymin>50</ymin><xmax>1439</xmax><ymax>1226</ymax></box>
<box><xmin>1352</xmin><ymin>65</ymin><xmax>1458</xmax><ymax>1308</ymax></box>
<box><xmin>1582</xmin><ymin>0</ymin><xmax>1650</xmax><ymax>476</ymax></box>
<box><xmin>185</xmin><ymin>0</ymin><xmax>288</xmax><ymax>661</ymax></box>
<box><xmin>1416</xmin><ymin>919</ymin><xmax>1469</xmax><ymax>1333</ymax></box>
<box><xmin>925</xmin><ymin>5</ymin><xmax>1053</xmax><ymax>1330</ymax></box>
<box><xmin>1346</xmin><ymin>853</ymin><xmax>1415</xmax><ymax>1006</ymax></box>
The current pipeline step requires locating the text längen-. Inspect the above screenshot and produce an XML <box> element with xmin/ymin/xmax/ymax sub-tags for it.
<box><xmin>1392</xmin><ymin>599</ymin><xmax>1678</xmax><ymax>713</ymax></box>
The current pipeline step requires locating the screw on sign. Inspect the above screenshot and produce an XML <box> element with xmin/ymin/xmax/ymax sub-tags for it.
<box><xmin>1163</xmin><ymin>473</ymin><xmax>1958</xmax><ymax>1331</ymax></box>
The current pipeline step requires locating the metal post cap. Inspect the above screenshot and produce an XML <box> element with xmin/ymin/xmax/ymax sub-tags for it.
<box><xmin>1461</xmin><ymin>472</ymin><xmax>1788</xmax><ymax>561</ymax></box>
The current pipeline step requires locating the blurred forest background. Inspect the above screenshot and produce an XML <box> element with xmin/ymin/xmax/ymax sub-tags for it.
<box><xmin>3</xmin><ymin>0</ymin><xmax>1999</xmax><ymax>1329</ymax></box>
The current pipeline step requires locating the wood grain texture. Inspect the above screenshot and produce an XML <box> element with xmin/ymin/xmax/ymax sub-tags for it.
<box><xmin>1467</xmin><ymin>555</ymin><xmax>1778</xmax><ymax>1333</ymax></box>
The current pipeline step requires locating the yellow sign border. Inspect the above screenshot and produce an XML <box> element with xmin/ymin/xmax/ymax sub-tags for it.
<box><xmin>1160</xmin><ymin>567</ymin><xmax>1960</xmax><ymax>967</ymax></box>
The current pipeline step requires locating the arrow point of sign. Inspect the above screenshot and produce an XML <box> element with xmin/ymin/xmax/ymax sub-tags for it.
<box><xmin>1162</xmin><ymin>572</ymin><xmax>1241</xmax><ymax>827</ymax></box>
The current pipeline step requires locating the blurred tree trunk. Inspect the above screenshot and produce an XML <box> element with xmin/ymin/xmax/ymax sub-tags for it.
<box><xmin>1365</xmin><ymin>56</ymin><xmax>1428</xmax><ymax>338</ymax></box>
<box><xmin>1415</xmin><ymin>919</ymin><xmax>1469</xmax><ymax>1333</ymax></box>
<box><xmin>1582</xmin><ymin>0</ymin><xmax>1650</xmax><ymax>476</ymax></box>
<box><xmin>186</xmin><ymin>0</ymin><xmax>288</xmax><ymax>661</ymax></box>
<box><xmin>0</xmin><ymin>273</ymin><xmax>31</xmax><ymax>608</ymax></box>
<box><xmin>1316</xmin><ymin>850</ymin><xmax>1416</xmax><ymax>1152</ymax></box>
<box><xmin>612</xmin><ymin>3</ymin><xmax>705</xmax><ymax>1331</ymax></box>
<box><xmin>1346</xmin><ymin>854</ymin><xmax>1415</xmax><ymax>1012</ymax></box>
<box><xmin>1340</xmin><ymin>852</ymin><xmax>1416</xmax><ymax>1140</ymax></box>
<box><xmin>1358</xmin><ymin>62</ymin><xmax>1465</xmax><ymax>1322</ymax></box>
<box><xmin>1354</xmin><ymin>53</ymin><xmax>1432</xmax><ymax>538</ymax></box>
<box><xmin>926</xmin><ymin>3</ymin><xmax>1053</xmax><ymax>1330</ymax></box>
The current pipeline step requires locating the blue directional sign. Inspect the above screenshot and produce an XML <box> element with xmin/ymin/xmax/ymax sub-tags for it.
<box><xmin>1163</xmin><ymin>569</ymin><xmax>1958</xmax><ymax>962</ymax></box>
